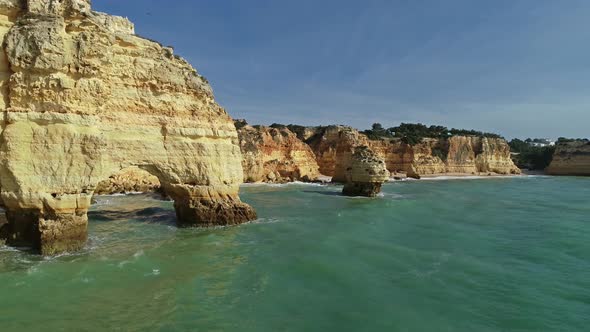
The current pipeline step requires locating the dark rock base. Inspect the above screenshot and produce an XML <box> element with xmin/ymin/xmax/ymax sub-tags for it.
<box><xmin>4</xmin><ymin>209</ymin><xmax>88</xmax><ymax>255</ymax></box>
<box><xmin>174</xmin><ymin>197</ymin><xmax>258</xmax><ymax>227</ymax></box>
<box><xmin>342</xmin><ymin>182</ymin><xmax>383</xmax><ymax>197</ymax></box>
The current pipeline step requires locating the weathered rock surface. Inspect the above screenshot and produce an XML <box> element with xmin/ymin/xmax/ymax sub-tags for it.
<box><xmin>342</xmin><ymin>146</ymin><xmax>389</xmax><ymax>197</ymax></box>
<box><xmin>305</xmin><ymin>126</ymin><xmax>369</xmax><ymax>182</ymax></box>
<box><xmin>236</xmin><ymin>122</ymin><xmax>320</xmax><ymax>183</ymax></box>
<box><xmin>0</xmin><ymin>0</ymin><xmax>255</xmax><ymax>254</ymax></box>
<box><xmin>546</xmin><ymin>140</ymin><xmax>590</xmax><ymax>176</ymax></box>
<box><xmin>306</xmin><ymin>126</ymin><xmax>520</xmax><ymax>179</ymax></box>
<box><xmin>95</xmin><ymin>167</ymin><xmax>161</xmax><ymax>195</ymax></box>
<box><xmin>369</xmin><ymin>136</ymin><xmax>520</xmax><ymax>177</ymax></box>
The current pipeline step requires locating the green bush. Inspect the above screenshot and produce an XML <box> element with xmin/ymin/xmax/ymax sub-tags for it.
<box><xmin>363</xmin><ymin>122</ymin><xmax>502</xmax><ymax>145</ymax></box>
<box><xmin>509</xmin><ymin>138</ymin><xmax>555</xmax><ymax>170</ymax></box>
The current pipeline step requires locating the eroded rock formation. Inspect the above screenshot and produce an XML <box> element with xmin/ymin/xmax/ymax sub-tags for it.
<box><xmin>0</xmin><ymin>0</ymin><xmax>255</xmax><ymax>254</ymax></box>
<box><xmin>95</xmin><ymin>167</ymin><xmax>161</xmax><ymax>195</ymax></box>
<box><xmin>306</xmin><ymin>126</ymin><xmax>520</xmax><ymax>179</ymax></box>
<box><xmin>342</xmin><ymin>146</ymin><xmax>389</xmax><ymax>197</ymax></box>
<box><xmin>369</xmin><ymin>136</ymin><xmax>521</xmax><ymax>177</ymax></box>
<box><xmin>236</xmin><ymin>122</ymin><xmax>320</xmax><ymax>183</ymax></box>
<box><xmin>546</xmin><ymin>140</ymin><xmax>590</xmax><ymax>176</ymax></box>
<box><xmin>305</xmin><ymin>126</ymin><xmax>369</xmax><ymax>182</ymax></box>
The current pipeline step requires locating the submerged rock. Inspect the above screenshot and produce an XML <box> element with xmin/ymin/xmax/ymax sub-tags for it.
<box><xmin>342</xmin><ymin>146</ymin><xmax>390</xmax><ymax>197</ymax></box>
<box><xmin>0</xmin><ymin>0</ymin><xmax>255</xmax><ymax>255</ymax></box>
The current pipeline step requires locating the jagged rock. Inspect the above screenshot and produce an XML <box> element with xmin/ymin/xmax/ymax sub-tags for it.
<box><xmin>0</xmin><ymin>0</ymin><xmax>255</xmax><ymax>255</ymax></box>
<box><xmin>305</xmin><ymin>126</ymin><xmax>370</xmax><ymax>182</ymax></box>
<box><xmin>342</xmin><ymin>146</ymin><xmax>390</xmax><ymax>197</ymax></box>
<box><xmin>546</xmin><ymin>140</ymin><xmax>590</xmax><ymax>176</ymax></box>
<box><xmin>236</xmin><ymin>123</ymin><xmax>320</xmax><ymax>183</ymax></box>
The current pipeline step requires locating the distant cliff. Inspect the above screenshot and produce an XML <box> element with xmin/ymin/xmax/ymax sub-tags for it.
<box><xmin>546</xmin><ymin>140</ymin><xmax>590</xmax><ymax>176</ymax></box>
<box><xmin>305</xmin><ymin>126</ymin><xmax>520</xmax><ymax>178</ymax></box>
<box><xmin>96</xmin><ymin>123</ymin><xmax>521</xmax><ymax>192</ymax></box>
<box><xmin>236</xmin><ymin>122</ymin><xmax>320</xmax><ymax>183</ymax></box>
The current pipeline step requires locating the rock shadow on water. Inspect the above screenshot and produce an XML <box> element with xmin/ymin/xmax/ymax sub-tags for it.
<box><xmin>302</xmin><ymin>190</ymin><xmax>344</xmax><ymax>197</ymax></box>
<box><xmin>87</xmin><ymin>207</ymin><xmax>176</xmax><ymax>226</ymax></box>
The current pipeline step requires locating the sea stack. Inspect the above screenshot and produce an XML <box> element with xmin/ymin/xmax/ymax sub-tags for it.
<box><xmin>0</xmin><ymin>0</ymin><xmax>256</xmax><ymax>254</ymax></box>
<box><xmin>342</xmin><ymin>146</ymin><xmax>390</xmax><ymax>197</ymax></box>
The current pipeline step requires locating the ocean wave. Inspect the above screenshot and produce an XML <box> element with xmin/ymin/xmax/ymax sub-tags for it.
<box><xmin>95</xmin><ymin>191</ymin><xmax>150</xmax><ymax>197</ymax></box>
<box><xmin>241</xmin><ymin>181</ymin><xmax>328</xmax><ymax>188</ymax></box>
<box><xmin>246</xmin><ymin>217</ymin><xmax>283</xmax><ymax>225</ymax></box>
<box><xmin>393</xmin><ymin>175</ymin><xmax>541</xmax><ymax>182</ymax></box>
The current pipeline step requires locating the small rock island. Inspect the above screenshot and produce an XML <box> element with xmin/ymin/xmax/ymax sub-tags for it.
<box><xmin>342</xmin><ymin>146</ymin><xmax>390</xmax><ymax>197</ymax></box>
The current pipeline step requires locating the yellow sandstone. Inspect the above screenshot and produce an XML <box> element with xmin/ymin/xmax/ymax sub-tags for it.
<box><xmin>0</xmin><ymin>0</ymin><xmax>256</xmax><ymax>255</ymax></box>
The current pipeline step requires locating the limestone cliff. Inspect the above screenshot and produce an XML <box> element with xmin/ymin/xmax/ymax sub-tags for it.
<box><xmin>306</xmin><ymin>126</ymin><xmax>520</xmax><ymax>179</ymax></box>
<box><xmin>546</xmin><ymin>140</ymin><xmax>590</xmax><ymax>176</ymax></box>
<box><xmin>236</xmin><ymin>123</ymin><xmax>320</xmax><ymax>183</ymax></box>
<box><xmin>342</xmin><ymin>146</ymin><xmax>389</xmax><ymax>197</ymax></box>
<box><xmin>0</xmin><ymin>0</ymin><xmax>256</xmax><ymax>255</ymax></box>
<box><xmin>95</xmin><ymin>167</ymin><xmax>161</xmax><ymax>195</ymax></box>
<box><xmin>369</xmin><ymin>136</ymin><xmax>520</xmax><ymax>177</ymax></box>
<box><xmin>305</xmin><ymin>126</ymin><xmax>369</xmax><ymax>182</ymax></box>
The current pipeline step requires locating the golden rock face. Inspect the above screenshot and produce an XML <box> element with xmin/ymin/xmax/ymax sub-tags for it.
<box><xmin>342</xmin><ymin>146</ymin><xmax>389</xmax><ymax>197</ymax></box>
<box><xmin>546</xmin><ymin>140</ymin><xmax>590</xmax><ymax>176</ymax></box>
<box><xmin>237</xmin><ymin>124</ymin><xmax>320</xmax><ymax>183</ymax></box>
<box><xmin>0</xmin><ymin>0</ymin><xmax>255</xmax><ymax>254</ymax></box>
<box><xmin>307</xmin><ymin>126</ymin><xmax>521</xmax><ymax>179</ymax></box>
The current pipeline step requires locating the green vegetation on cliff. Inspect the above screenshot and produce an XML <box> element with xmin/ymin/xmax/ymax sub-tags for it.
<box><xmin>363</xmin><ymin>123</ymin><xmax>503</xmax><ymax>145</ymax></box>
<box><xmin>508</xmin><ymin>138</ymin><xmax>555</xmax><ymax>170</ymax></box>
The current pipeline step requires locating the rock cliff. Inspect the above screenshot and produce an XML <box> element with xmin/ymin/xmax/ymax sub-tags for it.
<box><xmin>306</xmin><ymin>126</ymin><xmax>520</xmax><ymax>179</ymax></box>
<box><xmin>95</xmin><ymin>167</ymin><xmax>161</xmax><ymax>195</ymax></box>
<box><xmin>305</xmin><ymin>126</ymin><xmax>369</xmax><ymax>182</ymax></box>
<box><xmin>0</xmin><ymin>0</ymin><xmax>255</xmax><ymax>254</ymax></box>
<box><xmin>369</xmin><ymin>136</ymin><xmax>520</xmax><ymax>177</ymax></box>
<box><xmin>342</xmin><ymin>146</ymin><xmax>389</xmax><ymax>197</ymax></box>
<box><xmin>236</xmin><ymin>122</ymin><xmax>320</xmax><ymax>183</ymax></box>
<box><xmin>546</xmin><ymin>140</ymin><xmax>590</xmax><ymax>176</ymax></box>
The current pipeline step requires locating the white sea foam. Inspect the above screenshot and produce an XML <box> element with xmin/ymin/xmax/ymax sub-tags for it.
<box><xmin>0</xmin><ymin>245</ymin><xmax>20</xmax><ymax>253</ymax></box>
<box><xmin>95</xmin><ymin>191</ymin><xmax>149</xmax><ymax>197</ymax></box>
<box><xmin>241</xmin><ymin>181</ymin><xmax>327</xmax><ymax>188</ymax></box>
<box><xmin>392</xmin><ymin>175</ymin><xmax>540</xmax><ymax>182</ymax></box>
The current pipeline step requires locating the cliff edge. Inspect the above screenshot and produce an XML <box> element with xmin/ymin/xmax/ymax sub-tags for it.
<box><xmin>236</xmin><ymin>122</ymin><xmax>320</xmax><ymax>183</ymax></box>
<box><xmin>306</xmin><ymin>126</ymin><xmax>520</xmax><ymax>178</ymax></box>
<box><xmin>0</xmin><ymin>0</ymin><xmax>256</xmax><ymax>254</ymax></box>
<box><xmin>546</xmin><ymin>140</ymin><xmax>590</xmax><ymax>176</ymax></box>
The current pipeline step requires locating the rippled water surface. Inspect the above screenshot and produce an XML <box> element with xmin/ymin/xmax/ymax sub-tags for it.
<box><xmin>1</xmin><ymin>176</ymin><xmax>589</xmax><ymax>331</ymax></box>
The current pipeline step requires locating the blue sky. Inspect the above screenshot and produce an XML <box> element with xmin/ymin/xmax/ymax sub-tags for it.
<box><xmin>94</xmin><ymin>0</ymin><xmax>589</xmax><ymax>139</ymax></box>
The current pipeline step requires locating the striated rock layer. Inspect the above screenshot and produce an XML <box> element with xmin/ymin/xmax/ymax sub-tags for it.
<box><xmin>306</xmin><ymin>126</ymin><xmax>520</xmax><ymax>179</ymax></box>
<box><xmin>0</xmin><ymin>0</ymin><xmax>255</xmax><ymax>255</ymax></box>
<box><xmin>95</xmin><ymin>167</ymin><xmax>161</xmax><ymax>195</ymax></box>
<box><xmin>546</xmin><ymin>140</ymin><xmax>590</xmax><ymax>176</ymax></box>
<box><xmin>236</xmin><ymin>122</ymin><xmax>320</xmax><ymax>183</ymax></box>
<box><xmin>306</xmin><ymin>126</ymin><xmax>369</xmax><ymax>182</ymax></box>
<box><xmin>342</xmin><ymin>146</ymin><xmax>389</xmax><ymax>197</ymax></box>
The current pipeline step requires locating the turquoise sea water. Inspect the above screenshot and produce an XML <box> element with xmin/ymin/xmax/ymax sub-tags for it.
<box><xmin>1</xmin><ymin>176</ymin><xmax>589</xmax><ymax>331</ymax></box>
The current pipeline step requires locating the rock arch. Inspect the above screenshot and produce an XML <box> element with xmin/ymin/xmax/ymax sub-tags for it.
<box><xmin>0</xmin><ymin>0</ymin><xmax>256</xmax><ymax>254</ymax></box>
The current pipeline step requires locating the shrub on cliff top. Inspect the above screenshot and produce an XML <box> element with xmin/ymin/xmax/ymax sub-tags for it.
<box><xmin>509</xmin><ymin>138</ymin><xmax>555</xmax><ymax>170</ymax></box>
<box><xmin>234</xmin><ymin>119</ymin><xmax>248</xmax><ymax>130</ymax></box>
<box><xmin>363</xmin><ymin>122</ymin><xmax>503</xmax><ymax>145</ymax></box>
